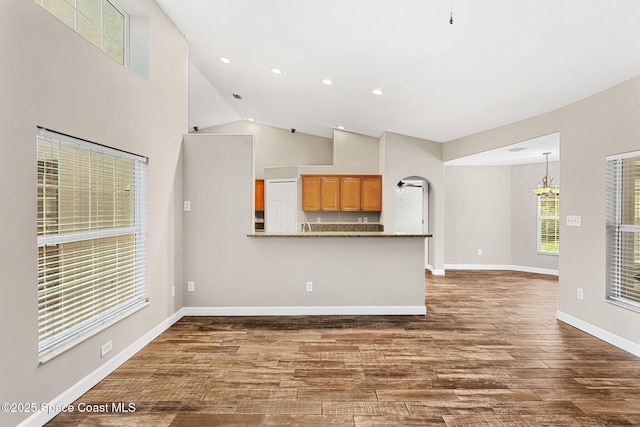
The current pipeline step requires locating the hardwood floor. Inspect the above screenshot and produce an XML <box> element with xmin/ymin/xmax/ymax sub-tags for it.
<box><xmin>47</xmin><ymin>271</ymin><xmax>640</xmax><ymax>426</ymax></box>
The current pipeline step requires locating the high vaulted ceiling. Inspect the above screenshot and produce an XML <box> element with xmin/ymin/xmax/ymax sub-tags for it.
<box><xmin>155</xmin><ymin>0</ymin><xmax>640</xmax><ymax>143</ymax></box>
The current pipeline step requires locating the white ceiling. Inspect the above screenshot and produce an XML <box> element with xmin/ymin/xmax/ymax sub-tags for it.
<box><xmin>445</xmin><ymin>132</ymin><xmax>559</xmax><ymax>166</ymax></box>
<box><xmin>156</xmin><ymin>0</ymin><xmax>640</xmax><ymax>143</ymax></box>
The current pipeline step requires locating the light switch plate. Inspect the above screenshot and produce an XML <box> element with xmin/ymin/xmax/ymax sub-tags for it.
<box><xmin>566</xmin><ymin>215</ymin><xmax>581</xmax><ymax>227</ymax></box>
<box><xmin>184</xmin><ymin>201</ymin><xmax>191</xmax><ymax>211</ymax></box>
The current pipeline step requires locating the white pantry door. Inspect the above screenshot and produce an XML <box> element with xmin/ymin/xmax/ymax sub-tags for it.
<box><xmin>265</xmin><ymin>179</ymin><xmax>298</xmax><ymax>232</ymax></box>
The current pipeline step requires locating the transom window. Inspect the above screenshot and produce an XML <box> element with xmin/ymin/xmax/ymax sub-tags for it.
<box><xmin>35</xmin><ymin>0</ymin><xmax>127</xmax><ymax>65</ymax></box>
<box><xmin>36</xmin><ymin>128</ymin><xmax>148</xmax><ymax>362</ymax></box>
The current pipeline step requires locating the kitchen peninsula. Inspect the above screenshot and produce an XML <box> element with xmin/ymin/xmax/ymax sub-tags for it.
<box><xmin>183</xmin><ymin>134</ymin><xmax>430</xmax><ymax>318</ymax></box>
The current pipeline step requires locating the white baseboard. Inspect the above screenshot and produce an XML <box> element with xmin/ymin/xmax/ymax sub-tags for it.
<box><xmin>19</xmin><ymin>308</ymin><xmax>186</xmax><ymax>427</ymax></box>
<box><xmin>183</xmin><ymin>305</ymin><xmax>427</xmax><ymax>316</ymax></box>
<box><xmin>426</xmin><ymin>265</ymin><xmax>446</xmax><ymax>276</ymax></box>
<box><xmin>444</xmin><ymin>264</ymin><xmax>559</xmax><ymax>276</ymax></box>
<box><xmin>556</xmin><ymin>311</ymin><xmax>640</xmax><ymax>357</ymax></box>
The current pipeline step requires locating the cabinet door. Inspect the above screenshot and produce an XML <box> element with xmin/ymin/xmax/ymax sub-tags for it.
<box><xmin>255</xmin><ymin>179</ymin><xmax>264</xmax><ymax>211</ymax></box>
<box><xmin>301</xmin><ymin>175</ymin><xmax>322</xmax><ymax>211</ymax></box>
<box><xmin>361</xmin><ymin>175</ymin><xmax>382</xmax><ymax>211</ymax></box>
<box><xmin>321</xmin><ymin>176</ymin><xmax>340</xmax><ymax>211</ymax></box>
<box><xmin>340</xmin><ymin>176</ymin><xmax>361</xmax><ymax>211</ymax></box>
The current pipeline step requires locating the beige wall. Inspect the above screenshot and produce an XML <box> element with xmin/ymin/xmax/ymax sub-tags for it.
<box><xmin>381</xmin><ymin>132</ymin><xmax>445</xmax><ymax>273</ymax></box>
<box><xmin>202</xmin><ymin>121</ymin><xmax>333</xmax><ymax>178</ymax></box>
<box><xmin>444</xmin><ymin>166</ymin><xmax>513</xmax><ymax>266</ymax></box>
<box><xmin>444</xmin><ymin>162</ymin><xmax>560</xmax><ymax>273</ymax></box>
<box><xmin>443</xmin><ymin>75</ymin><xmax>640</xmax><ymax>351</ymax></box>
<box><xmin>0</xmin><ymin>1</ymin><xmax>187</xmax><ymax>424</ymax></box>
<box><xmin>183</xmin><ymin>134</ymin><xmax>425</xmax><ymax>311</ymax></box>
<box><xmin>558</xmin><ymin>75</ymin><xmax>640</xmax><ymax>347</ymax></box>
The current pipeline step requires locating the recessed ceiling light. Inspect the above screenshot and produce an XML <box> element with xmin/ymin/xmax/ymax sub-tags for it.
<box><xmin>269</xmin><ymin>67</ymin><xmax>284</xmax><ymax>75</ymax></box>
<box><xmin>508</xmin><ymin>147</ymin><xmax>526</xmax><ymax>152</ymax></box>
<box><xmin>336</xmin><ymin>125</ymin><xmax>345</xmax><ymax>130</ymax></box>
<box><xmin>371</xmin><ymin>88</ymin><xmax>383</xmax><ymax>95</ymax></box>
<box><xmin>322</xmin><ymin>78</ymin><xmax>334</xmax><ymax>86</ymax></box>
<box><xmin>218</xmin><ymin>56</ymin><xmax>231</xmax><ymax>64</ymax></box>
<box><xmin>247</xmin><ymin>118</ymin><xmax>255</xmax><ymax>122</ymax></box>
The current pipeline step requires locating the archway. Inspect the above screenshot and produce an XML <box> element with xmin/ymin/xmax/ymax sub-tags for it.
<box><xmin>394</xmin><ymin>175</ymin><xmax>431</xmax><ymax>267</ymax></box>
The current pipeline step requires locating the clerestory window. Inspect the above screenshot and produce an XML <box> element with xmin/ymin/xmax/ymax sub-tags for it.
<box><xmin>34</xmin><ymin>0</ymin><xmax>127</xmax><ymax>65</ymax></box>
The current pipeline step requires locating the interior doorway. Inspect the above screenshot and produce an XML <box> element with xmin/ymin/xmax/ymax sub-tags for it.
<box><xmin>394</xmin><ymin>177</ymin><xmax>429</xmax><ymax>267</ymax></box>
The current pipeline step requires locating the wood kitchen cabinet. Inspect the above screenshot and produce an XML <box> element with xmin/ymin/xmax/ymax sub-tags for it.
<box><xmin>301</xmin><ymin>174</ymin><xmax>382</xmax><ymax>211</ymax></box>
<box><xmin>301</xmin><ymin>175</ymin><xmax>322</xmax><ymax>211</ymax></box>
<box><xmin>340</xmin><ymin>176</ymin><xmax>361</xmax><ymax>211</ymax></box>
<box><xmin>361</xmin><ymin>175</ymin><xmax>382</xmax><ymax>211</ymax></box>
<box><xmin>255</xmin><ymin>179</ymin><xmax>264</xmax><ymax>211</ymax></box>
<box><xmin>320</xmin><ymin>176</ymin><xmax>340</xmax><ymax>211</ymax></box>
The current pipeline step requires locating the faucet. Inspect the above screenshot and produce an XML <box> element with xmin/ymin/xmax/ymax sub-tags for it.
<box><xmin>301</xmin><ymin>222</ymin><xmax>312</xmax><ymax>232</ymax></box>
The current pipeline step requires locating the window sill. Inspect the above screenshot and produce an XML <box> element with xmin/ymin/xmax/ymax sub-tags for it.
<box><xmin>38</xmin><ymin>301</ymin><xmax>149</xmax><ymax>364</ymax></box>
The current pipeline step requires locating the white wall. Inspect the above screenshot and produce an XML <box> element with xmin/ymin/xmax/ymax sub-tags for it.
<box><xmin>0</xmin><ymin>1</ymin><xmax>187</xmax><ymax>425</ymax></box>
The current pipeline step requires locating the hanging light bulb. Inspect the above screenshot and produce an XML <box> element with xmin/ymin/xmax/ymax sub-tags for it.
<box><xmin>449</xmin><ymin>0</ymin><xmax>454</xmax><ymax>24</ymax></box>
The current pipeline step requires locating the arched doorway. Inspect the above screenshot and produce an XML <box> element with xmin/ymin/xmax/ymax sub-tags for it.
<box><xmin>394</xmin><ymin>176</ymin><xmax>430</xmax><ymax>267</ymax></box>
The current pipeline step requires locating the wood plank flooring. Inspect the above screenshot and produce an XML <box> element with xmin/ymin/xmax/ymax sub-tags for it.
<box><xmin>46</xmin><ymin>271</ymin><xmax>640</xmax><ymax>426</ymax></box>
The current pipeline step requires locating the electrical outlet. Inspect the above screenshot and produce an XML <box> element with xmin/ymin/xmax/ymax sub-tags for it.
<box><xmin>101</xmin><ymin>340</ymin><xmax>113</xmax><ymax>357</ymax></box>
<box><xmin>358</xmin><ymin>217</ymin><xmax>362</xmax><ymax>223</ymax></box>
<box><xmin>306</xmin><ymin>281</ymin><xmax>313</xmax><ymax>292</ymax></box>
<box><xmin>478</xmin><ymin>249</ymin><xmax>483</xmax><ymax>256</ymax></box>
<box><xmin>171</xmin><ymin>286</ymin><xmax>175</xmax><ymax>297</ymax></box>
<box><xmin>577</xmin><ymin>288</ymin><xmax>584</xmax><ymax>300</ymax></box>
<box><xmin>316</xmin><ymin>217</ymin><xmax>321</xmax><ymax>223</ymax></box>
<box><xmin>187</xmin><ymin>281</ymin><xmax>195</xmax><ymax>292</ymax></box>
<box><xmin>566</xmin><ymin>215</ymin><xmax>581</xmax><ymax>227</ymax></box>
<box><xmin>184</xmin><ymin>201</ymin><xmax>191</xmax><ymax>211</ymax></box>
<box><xmin>363</xmin><ymin>217</ymin><xmax>368</xmax><ymax>223</ymax></box>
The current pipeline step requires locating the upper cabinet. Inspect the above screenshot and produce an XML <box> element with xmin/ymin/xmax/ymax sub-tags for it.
<box><xmin>301</xmin><ymin>175</ymin><xmax>322</xmax><ymax>211</ymax></box>
<box><xmin>340</xmin><ymin>176</ymin><xmax>362</xmax><ymax>211</ymax></box>
<box><xmin>255</xmin><ymin>179</ymin><xmax>265</xmax><ymax>211</ymax></box>
<box><xmin>320</xmin><ymin>176</ymin><xmax>340</xmax><ymax>211</ymax></box>
<box><xmin>301</xmin><ymin>174</ymin><xmax>382</xmax><ymax>212</ymax></box>
<box><xmin>361</xmin><ymin>176</ymin><xmax>382</xmax><ymax>211</ymax></box>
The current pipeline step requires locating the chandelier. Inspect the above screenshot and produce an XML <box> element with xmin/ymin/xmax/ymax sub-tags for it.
<box><xmin>532</xmin><ymin>152</ymin><xmax>559</xmax><ymax>196</ymax></box>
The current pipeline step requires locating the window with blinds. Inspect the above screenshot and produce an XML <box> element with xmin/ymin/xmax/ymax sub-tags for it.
<box><xmin>34</xmin><ymin>0</ymin><xmax>127</xmax><ymax>65</ymax></box>
<box><xmin>606</xmin><ymin>152</ymin><xmax>640</xmax><ymax>311</ymax></box>
<box><xmin>36</xmin><ymin>128</ymin><xmax>148</xmax><ymax>362</ymax></box>
<box><xmin>537</xmin><ymin>194</ymin><xmax>560</xmax><ymax>254</ymax></box>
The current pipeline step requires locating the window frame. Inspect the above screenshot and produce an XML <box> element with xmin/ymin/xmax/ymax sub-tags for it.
<box><xmin>606</xmin><ymin>151</ymin><xmax>640</xmax><ymax>312</ymax></box>
<box><xmin>537</xmin><ymin>192</ymin><xmax>560</xmax><ymax>255</ymax></box>
<box><xmin>34</xmin><ymin>0</ymin><xmax>129</xmax><ymax>66</ymax></box>
<box><xmin>36</xmin><ymin>127</ymin><xmax>148</xmax><ymax>363</ymax></box>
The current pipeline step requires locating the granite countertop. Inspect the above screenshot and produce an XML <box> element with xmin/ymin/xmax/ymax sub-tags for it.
<box><xmin>247</xmin><ymin>232</ymin><xmax>432</xmax><ymax>238</ymax></box>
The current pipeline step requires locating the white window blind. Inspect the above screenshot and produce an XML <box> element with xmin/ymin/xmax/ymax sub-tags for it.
<box><xmin>37</xmin><ymin>128</ymin><xmax>148</xmax><ymax>362</ymax></box>
<box><xmin>606</xmin><ymin>151</ymin><xmax>640</xmax><ymax>311</ymax></box>
<box><xmin>537</xmin><ymin>193</ymin><xmax>559</xmax><ymax>254</ymax></box>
